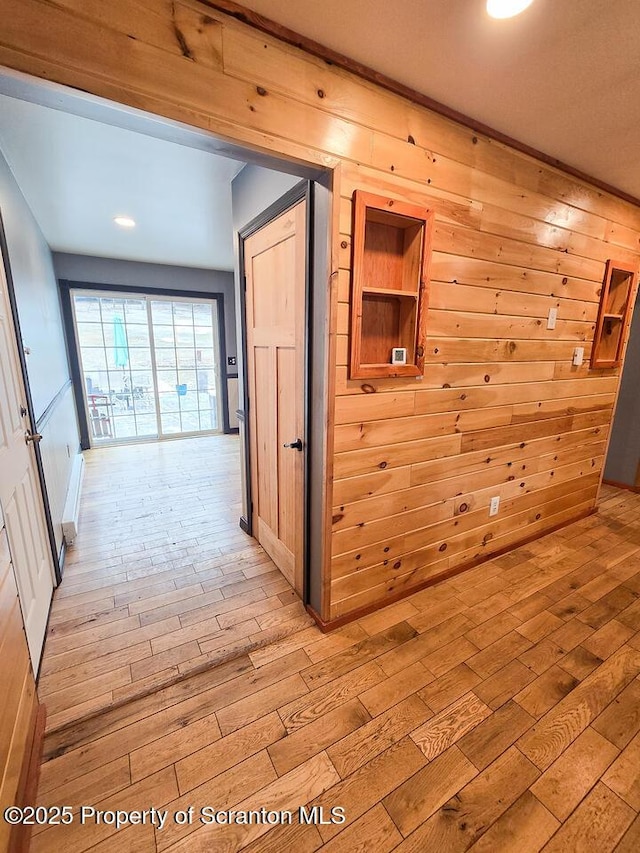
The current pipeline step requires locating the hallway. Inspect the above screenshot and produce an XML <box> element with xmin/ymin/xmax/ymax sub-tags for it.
<box><xmin>39</xmin><ymin>435</ymin><xmax>316</xmax><ymax>732</ymax></box>
<box><xmin>32</xmin><ymin>485</ymin><xmax>640</xmax><ymax>852</ymax></box>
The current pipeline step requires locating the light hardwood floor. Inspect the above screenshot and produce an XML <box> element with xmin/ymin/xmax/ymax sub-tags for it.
<box><xmin>33</xmin><ymin>474</ymin><xmax>640</xmax><ymax>852</ymax></box>
<box><xmin>38</xmin><ymin>435</ymin><xmax>315</xmax><ymax>732</ymax></box>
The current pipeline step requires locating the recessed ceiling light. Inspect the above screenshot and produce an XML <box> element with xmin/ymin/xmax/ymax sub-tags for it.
<box><xmin>487</xmin><ymin>0</ymin><xmax>534</xmax><ymax>19</ymax></box>
<box><xmin>113</xmin><ymin>215</ymin><xmax>136</xmax><ymax>228</ymax></box>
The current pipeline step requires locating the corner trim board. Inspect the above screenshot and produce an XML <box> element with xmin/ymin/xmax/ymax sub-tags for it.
<box><xmin>9</xmin><ymin>702</ymin><xmax>46</xmax><ymax>853</ymax></box>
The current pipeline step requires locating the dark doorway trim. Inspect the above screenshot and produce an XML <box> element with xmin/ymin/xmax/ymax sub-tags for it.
<box><xmin>0</xmin><ymin>209</ymin><xmax>61</xmax><ymax>583</ymax></box>
<box><xmin>59</xmin><ymin>281</ymin><xmax>231</xmax><ymax>449</ymax></box>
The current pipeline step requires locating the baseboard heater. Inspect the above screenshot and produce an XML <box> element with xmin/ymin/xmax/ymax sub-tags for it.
<box><xmin>62</xmin><ymin>452</ymin><xmax>85</xmax><ymax>547</ymax></box>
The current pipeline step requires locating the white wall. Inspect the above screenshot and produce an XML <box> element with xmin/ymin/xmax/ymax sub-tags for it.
<box><xmin>0</xmin><ymin>152</ymin><xmax>80</xmax><ymax>561</ymax></box>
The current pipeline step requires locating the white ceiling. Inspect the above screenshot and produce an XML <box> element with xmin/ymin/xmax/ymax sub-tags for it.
<box><xmin>240</xmin><ymin>0</ymin><xmax>640</xmax><ymax>201</ymax></box>
<box><xmin>0</xmin><ymin>94</ymin><xmax>246</xmax><ymax>270</ymax></box>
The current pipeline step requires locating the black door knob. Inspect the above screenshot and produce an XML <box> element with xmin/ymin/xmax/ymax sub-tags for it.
<box><xmin>283</xmin><ymin>438</ymin><xmax>303</xmax><ymax>451</ymax></box>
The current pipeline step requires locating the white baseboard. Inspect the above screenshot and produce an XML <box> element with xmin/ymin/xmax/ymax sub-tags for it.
<box><xmin>61</xmin><ymin>452</ymin><xmax>85</xmax><ymax>547</ymax></box>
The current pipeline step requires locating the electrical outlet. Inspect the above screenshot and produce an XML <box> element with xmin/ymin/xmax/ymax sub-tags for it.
<box><xmin>489</xmin><ymin>496</ymin><xmax>500</xmax><ymax>516</ymax></box>
<box><xmin>547</xmin><ymin>307</ymin><xmax>558</xmax><ymax>330</ymax></box>
<box><xmin>573</xmin><ymin>346</ymin><xmax>584</xmax><ymax>366</ymax></box>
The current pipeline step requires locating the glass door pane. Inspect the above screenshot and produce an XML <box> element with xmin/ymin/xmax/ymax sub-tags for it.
<box><xmin>72</xmin><ymin>293</ymin><xmax>159</xmax><ymax>444</ymax></box>
<box><xmin>150</xmin><ymin>298</ymin><xmax>222</xmax><ymax>437</ymax></box>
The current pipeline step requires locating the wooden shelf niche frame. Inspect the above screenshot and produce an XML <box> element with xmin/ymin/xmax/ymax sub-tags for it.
<box><xmin>591</xmin><ymin>259</ymin><xmax>638</xmax><ymax>368</ymax></box>
<box><xmin>350</xmin><ymin>190</ymin><xmax>433</xmax><ymax>379</ymax></box>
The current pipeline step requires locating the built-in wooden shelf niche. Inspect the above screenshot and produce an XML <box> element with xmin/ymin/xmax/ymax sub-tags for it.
<box><xmin>591</xmin><ymin>259</ymin><xmax>638</xmax><ymax>368</ymax></box>
<box><xmin>350</xmin><ymin>190</ymin><xmax>433</xmax><ymax>379</ymax></box>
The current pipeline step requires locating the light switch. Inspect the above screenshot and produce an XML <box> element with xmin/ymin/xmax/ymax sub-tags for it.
<box><xmin>573</xmin><ymin>346</ymin><xmax>584</xmax><ymax>366</ymax></box>
<box><xmin>547</xmin><ymin>307</ymin><xmax>558</xmax><ymax>330</ymax></box>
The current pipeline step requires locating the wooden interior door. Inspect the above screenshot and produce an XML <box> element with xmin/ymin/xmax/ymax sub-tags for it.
<box><xmin>0</xmin><ymin>242</ymin><xmax>54</xmax><ymax>671</ymax></box>
<box><xmin>244</xmin><ymin>199</ymin><xmax>306</xmax><ymax>595</ymax></box>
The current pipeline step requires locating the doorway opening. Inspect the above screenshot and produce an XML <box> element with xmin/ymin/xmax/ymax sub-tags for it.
<box><xmin>0</xmin><ymin>67</ymin><xmax>330</xmax><ymax>714</ymax></box>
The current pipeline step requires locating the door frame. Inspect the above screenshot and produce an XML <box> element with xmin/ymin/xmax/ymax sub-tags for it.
<box><xmin>59</xmin><ymin>281</ymin><xmax>231</xmax><ymax>450</ymax></box>
<box><xmin>238</xmin><ymin>181</ymin><xmax>314</xmax><ymax>604</ymax></box>
<box><xmin>0</xmin><ymin>209</ymin><xmax>61</xmax><ymax>585</ymax></box>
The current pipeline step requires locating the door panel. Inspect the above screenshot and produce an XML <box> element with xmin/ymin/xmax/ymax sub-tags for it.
<box><xmin>245</xmin><ymin>199</ymin><xmax>306</xmax><ymax>594</ymax></box>
<box><xmin>277</xmin><ymin>347</ymin><xmax>297</xmax><ymax>552</ymax></box>
<box><xmin>0</xmin><ymin>244</ymin><xmax>54</xmax><ymax>671</ymax></box>
<box><xmin>254</xmin><ymin>346</ymin><xmax>276</xmax><ymax>531</ymax></box>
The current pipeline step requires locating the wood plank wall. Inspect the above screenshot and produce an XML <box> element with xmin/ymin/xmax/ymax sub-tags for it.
<box><xmin>1</xmin><ymin>0</ymin><xmax>640</xmax><ymax>625</ymax></box>
<box><xmin>0</xmin><ymin>522</ymin><xmax>37</xmax><ymax>851</ymax></box>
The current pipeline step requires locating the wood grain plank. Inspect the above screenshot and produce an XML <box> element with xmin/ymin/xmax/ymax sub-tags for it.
<box><xmin>410</xmin><ymin>692</ymin><xmax>492</xmax><ymax>761</ymax></box>
<box><xmin>164</xmin><ymin>753</ymin><xmax>340</xmax><ymax>852</ymax></box>
<box><xmin>311</xmin><ymin>737</ymin><xmax>427</xmax><ymax>843</ymax></box>
<box><xmin>156</xmin><ymin>750</ymin><xmax>277</xmax><ymax>852</ymax></box>
<box><xmin>473</xmin><ymin>660</ymin><xmax>537</xmax><ymax>710</ymax></box>
<box><xmin>466</xmin><ymin>790</ymin><xmax>559</xmax><ymax>853</ymax></box>
<box><xmin>395</xmin><ymin>747</ymin><xmax>540</xmax><ymax>852</ymax></box>
<box><xmin>602</xmin><ymin>730</ymin><xmax>640</xmax><ymax>810</ymax></box>
<box><xmin>316</xmin><ymin>803</ymin><xmax>401</xmax><ymax>853</ymax></box>
<box><xmin>359</xmin><ymin>661</ymin><xmax>433</xmax><ymax>716</ymax></box>
<box><xmin>32</xmin><ymin>767</ymin><xmax>178</xmax><ymax>853</ymax></box>
<box><xmin>457</xmin><ymin>700</ymin><xmax>535</xmax><ymax>770</ymax></box>
<box><xmin>514</xmin><ymin>665</ymin><xmax>580</xmax><ymax>718</ymax></box>
<box><xmin>175</xmin><ymin>712</ymin><xmax>285</xmax><ymax>795</ymax></box>
<box><xmin>541</xmin><ymin>782</ymin><xmax>635</xmax><ymax>852</ymax></box>
<box><xmin>418</xmin><ymin>664</ymin><xmax>483</xmax><ymax>713</ymax></box>
<box><xmin>531</xmin><ymin>726</ymin><xmax>619</xmax><ymax>820</ymax></box>
<box><xmin>129</xmin><ymin>710</ymin><xmax>221</xmax><ymax>783</ymax></box>
<box><xmin>268</xmin><ymin>698</ymin><xmax>370</xmax><ymax>776</ymax></box>
<box><xmin>518</xmin><ymin>646</ymin><xmax>640</xmax><ymax>770</ymax></box>
<box><xmin>384</xmin><ymin>744</ymin><xmax>477</xmax><ymax>836</ymax></box>
<box><xmin>327</xmin><ymin>695</ymin><xmax>430</xmax><ymax>778</ymax></box>
<box><xmin>591</xmin><ymin>678</ymin><xmax>640</xmax><ymax>749</ymax></box>
<box><xmin>614</xmin><ymin>815</ymin><xmax>640</xmax><ymax>853</ymax></box>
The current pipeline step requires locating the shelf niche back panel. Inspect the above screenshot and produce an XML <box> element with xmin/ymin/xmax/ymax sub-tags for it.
<box><xmin>360</xmin><ymin>292</ymin><xmax>417</xmax><ymax>365</ymax></box>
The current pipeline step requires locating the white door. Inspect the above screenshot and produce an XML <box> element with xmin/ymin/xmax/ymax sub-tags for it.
<box><xmin>0</xmin><ymin>241</ymin><xmax>54</xmax><ymax>671</ymax></box>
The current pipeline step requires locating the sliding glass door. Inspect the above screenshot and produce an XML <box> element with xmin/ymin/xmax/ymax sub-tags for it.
<box><xmin>150</xmin><ymin>299</ymin><xmax>220</xmax><ymax>436</ymax></box>
<box><xmin>72</xmin><ymin>291</ymin><xmax>223</xmax><ymax>445</ymax></box>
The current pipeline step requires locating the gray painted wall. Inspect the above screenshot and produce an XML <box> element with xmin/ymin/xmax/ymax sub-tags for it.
<box><xmin>231</xmin><ymin>165</ymin><xmax>300</xmax><ymax>234</ymax></box>
<box><xmin>604</xmin><ymin>294</ymin><xmax>640</xmax><ymax>487</ymax></box>
<box><xmin>0</xmin><ymin>150</ymin><xmax>80</xmax><ymax>560</ymax></box>
<box><xmin>230</xmin><ymin>164</ymin><xmax>300</xmax><ymax>395</ymax></box>
<box><xmin>53</xmin><ymin>253</ymin><xmax>238</xmax><ymax>430</ymax></box>
<box><xmin>52</xmin><ymin>253</ymin><xmax>237</xmax><ymax>364</ymax></box>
